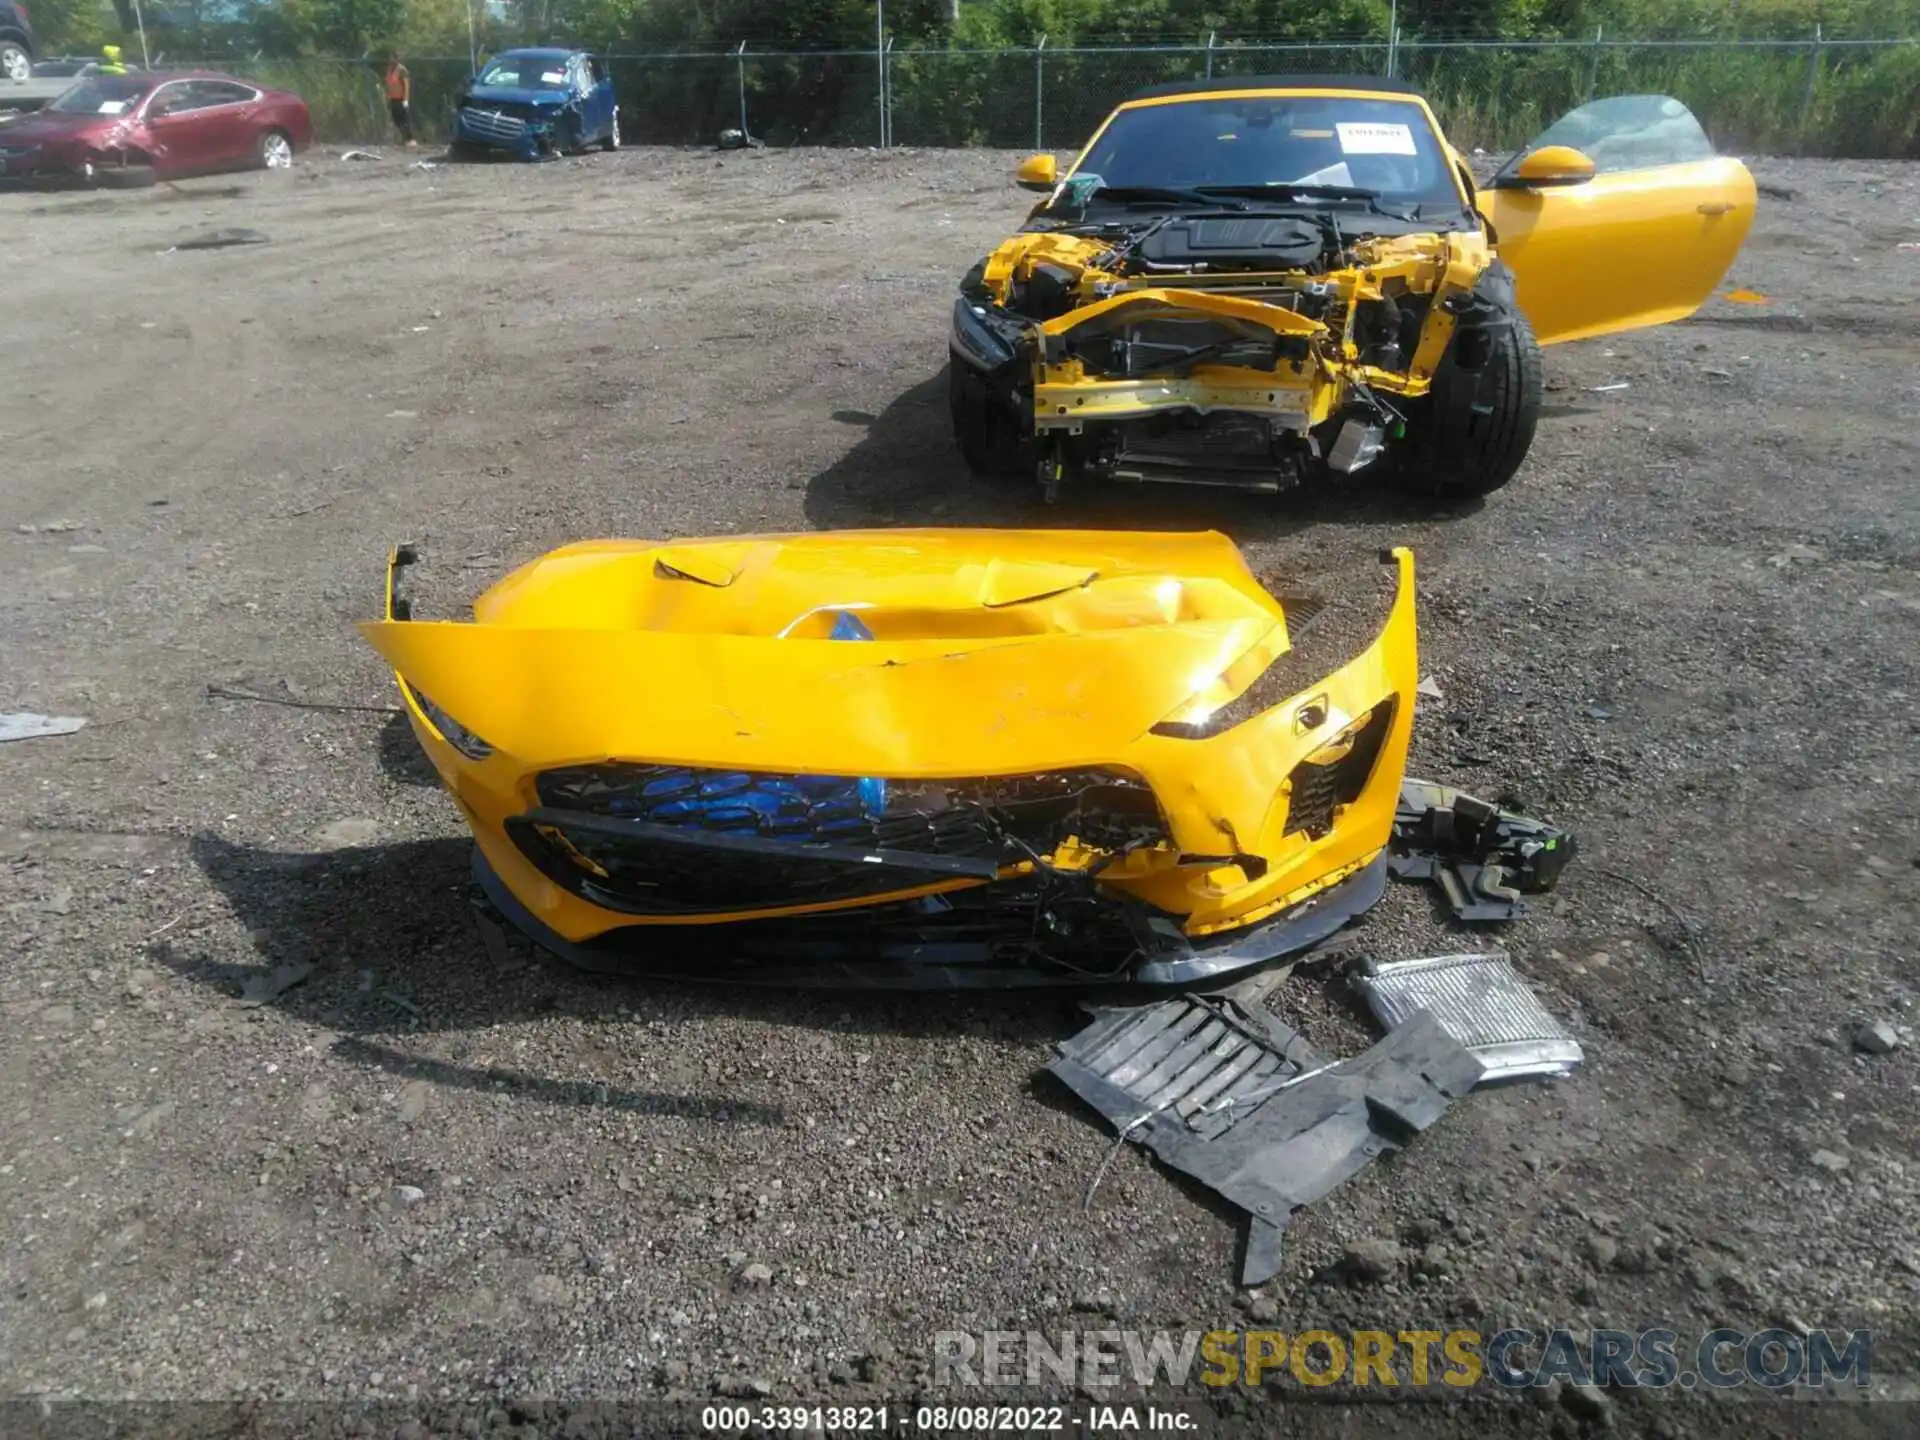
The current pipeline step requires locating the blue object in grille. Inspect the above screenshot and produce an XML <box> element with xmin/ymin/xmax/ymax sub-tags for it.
<box><xmin>825</xmin><ymin>609</ymin><xmax>885</xmax><ymax>818</ymax></box>
<box><xmin>635</xmin><ymin>609</ymin><xmax>888</xmax><ymax>839</ymax></box>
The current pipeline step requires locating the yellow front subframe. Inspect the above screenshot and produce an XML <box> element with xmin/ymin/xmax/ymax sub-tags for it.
<box><xmin>1032</xmin><ymin>371</ymin><xmax>1324</xmax><ymax>434</ymax></box>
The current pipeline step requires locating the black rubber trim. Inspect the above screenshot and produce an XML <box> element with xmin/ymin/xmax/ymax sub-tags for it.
<box><xmin>473</xmin><ymin>843</ymin><xmax>1389</xmax><ymax>991</ymax></box>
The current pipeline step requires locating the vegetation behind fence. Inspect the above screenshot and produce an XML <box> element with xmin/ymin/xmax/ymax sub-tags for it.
<box><xmin>206</xmin><ymin>36</ymin><xmax>1919</xmax><ymax>158</ymax></box>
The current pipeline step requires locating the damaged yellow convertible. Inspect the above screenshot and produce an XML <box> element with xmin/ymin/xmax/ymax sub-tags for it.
<box><xmin>949</xmin><ymin>79</ymin><xmax>1755</xmax><ymax>498</ymax></box>
<box><xmin>363</xmin><ymin>532</ymin><xmax>1464</xmax><ymax>987</ymax></box>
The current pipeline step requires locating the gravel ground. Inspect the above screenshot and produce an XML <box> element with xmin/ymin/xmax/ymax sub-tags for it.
<box><xmin>2</xmin><ymin>146</ymin><xmax>1918</xmax><ymax>1438</ymax></box>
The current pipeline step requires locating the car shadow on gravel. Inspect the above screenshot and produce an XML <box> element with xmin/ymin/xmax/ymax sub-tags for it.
<box><xmin>803</xmin><ymin>366</ymin><xmax>1485</xmax><ymax>539</ymax></box>
<box><xmin>377</xmin><ymin>710</ymin><xmax>442</xmax><ymax>787</ymax></box>
<box><xmin>175</xmin><ymin>830</ymin><xmax>1089</xmax><ymax>1047</ymax></box>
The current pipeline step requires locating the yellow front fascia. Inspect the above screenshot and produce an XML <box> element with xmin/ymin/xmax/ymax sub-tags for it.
<box><xmin>365</xmin><ymin>535</ymin><xmax>1417</xmax><ymax>950</ymax></box>
<box><xmin>1097</xmin><ymin>547</ymin><xmax>1417</xmax><ymax>934</ymax></box>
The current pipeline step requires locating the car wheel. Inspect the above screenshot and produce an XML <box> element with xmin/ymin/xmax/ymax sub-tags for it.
<box><xmin>1400</xmin><ymin>266</ymin><xmax>1543</xmax><ymax>499</ymax></box>
<box><xmin>0</xmin><ymin>42</ymin><xmax>29</xmax><ymax>83</ymax></box>
<box><xmin>949</xmin><ymin>361</ymin><xmax>1036</xmax><ymax>482</ymax></box>
<box><xmin>95</xmin><ymin>163</ymin><xmax>158</xmax><ymax>190</ymax></box>
<box><xmin>256</xmin><ymin>129</ymin><xmax>294</xmax><ymax>170</ymax></box>
<box><xmin>601</xmin><ymin>107</ymin><xmax>621</xmax><ymax>151</ymax></box>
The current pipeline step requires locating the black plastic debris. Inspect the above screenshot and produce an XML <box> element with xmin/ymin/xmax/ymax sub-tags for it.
<box><xmin>1050</xmin><ymin>988</ymin><xmax>1482</xmax><ymax>1286</ymax></box>
<box><xmin>1388</xmin><ymin>777</ymin><xmax>1575</xmax><ymax>921</ymax></box>
<box><xmin>171</xmin><ymin>227</ymin><xmax>271</xmax><ymax>251</ymax></box>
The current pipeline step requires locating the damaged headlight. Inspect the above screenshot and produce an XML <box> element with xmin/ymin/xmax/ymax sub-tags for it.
<box><xmin>404</xmin><ymin>683</ymin><xmax>495</xmax><ymax>760</ymax></box>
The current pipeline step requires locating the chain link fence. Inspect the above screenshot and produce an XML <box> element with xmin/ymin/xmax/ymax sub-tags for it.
<box><xmin>202</xmin><ymin>34</ymin><xmax>1919</xmax><ymax>158</ymax></box>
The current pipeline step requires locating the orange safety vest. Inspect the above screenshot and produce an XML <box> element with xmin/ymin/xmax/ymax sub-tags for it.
<box><xmin>384</xmin><ymin>64</ymin><xmax>409</xmax><ymax>101</ymax></box>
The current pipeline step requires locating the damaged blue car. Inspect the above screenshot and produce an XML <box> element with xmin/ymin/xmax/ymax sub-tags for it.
<box><xmin>450</xmin><ymin>48</ymin><xmax>619</xmax><ymax>161</ymax></box>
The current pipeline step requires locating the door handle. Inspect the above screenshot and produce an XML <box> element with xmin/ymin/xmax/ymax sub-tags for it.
<box><xmin>1697</xmin><ymin>202</ymin><xmax>1734</xmax><ymax>215</ymax></box>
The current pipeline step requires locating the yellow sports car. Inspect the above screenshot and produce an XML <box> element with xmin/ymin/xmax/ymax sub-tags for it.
<box><xmin>360</xmin><ymin>532</ymin><xmax>1423</xmax><ymax>987</ymax></box>
<box><xmin>949</xmin><ymin>79</ymin><xmax>1755</xmax><ymax>499</ymax></box>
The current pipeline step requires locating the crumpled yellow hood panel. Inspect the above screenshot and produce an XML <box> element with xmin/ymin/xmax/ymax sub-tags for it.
<box><xmin>357</xmin><ymin>528</ymin><xmax>1291</xmax><ymax>776</ymax></box>
<box><xmin>360</xmin><ymin>616</ymin><xmax>1271</xmax><ymax>775</ymax></box>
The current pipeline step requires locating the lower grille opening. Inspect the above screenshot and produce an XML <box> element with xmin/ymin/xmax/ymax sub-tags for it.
<box><xmin>1078</xmin><ymin>412</ymin><xmax>1311</xmax><ymax>492</ymax></box>
<box><xmin>507</xmin><ymin>812</ymin><xmax>997</xmax><ymax>918</ymax></box>
<box><xmin>719</xmin><ymin>877</ymin><xmax>1160</xmax><ymax>975</ymax></box>
<box><xmin>1282</xmin><ymin>699</ymin><xmax>1396</xmax><ymax>840</ymax></box>
<box><xmin>561</xmin><ymin>868</ymin><xmax>1176</xmax><ymax>979</ymax></box>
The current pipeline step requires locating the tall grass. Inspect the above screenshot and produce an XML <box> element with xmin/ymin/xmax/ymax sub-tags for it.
<box><xmin>215</xmin><ymin>57</ymin><xmax>476</xmax><ymax>145</ymax></box>
<box><xmin>207</xmin><ymin>41</ymin><xmax>1919</xmax><ymax>156</ymax></box>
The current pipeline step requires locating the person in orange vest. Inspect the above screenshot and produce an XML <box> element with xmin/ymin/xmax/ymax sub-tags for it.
<box><xmin>383</xmin><ymin>53</ymin><xmax>416</xmax><ymax>147</ymax></box>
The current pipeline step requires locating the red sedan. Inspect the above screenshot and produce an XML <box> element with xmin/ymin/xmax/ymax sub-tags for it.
<box><xmin>0</xmin><ymin>70</ymin><xmax>313</xmax><ymax>186</ymax></box>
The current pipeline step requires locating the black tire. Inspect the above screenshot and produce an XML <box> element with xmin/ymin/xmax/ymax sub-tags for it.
<box><xmin>1402</xmin><ymin>268</ymin><xmax>1544</xmax><ymax>498</ymax></box>
<box><xmin>0</xmin><ymin>40</ymin><xmax>29</xmax><ymax>84</ymax></box>
<box><xmin>601</xmin><ymin>107</ymin><xmax>621</xmax><ymax>151</ymax></box>
<box><xmin>949</xmin><ymin>360</ymin><xmax>1036</xmax><ymax>482</ymax></box>
<box><xmin>95</xmin><ymin>164</ymin><xmax>157</xmax><ymax>190</ymax></box>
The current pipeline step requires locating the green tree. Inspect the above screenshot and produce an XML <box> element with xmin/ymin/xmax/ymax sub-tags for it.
<box><xmin>29</xmin><ymin>0</ymin><xmax>116</xmax><ymax>51</ymax></box>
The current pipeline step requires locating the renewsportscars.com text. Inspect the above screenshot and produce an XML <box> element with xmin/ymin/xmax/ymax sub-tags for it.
<box><xmin>932</xmin><ymin>1326</ymin><xmax>1871</xmax><ymax>1391</ymax></box>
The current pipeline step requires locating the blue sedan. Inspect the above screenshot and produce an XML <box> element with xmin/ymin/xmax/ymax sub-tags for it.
<box><xmin>451</xmin><ymin>48</ymin><xmax>619</xmax><ymax>160</ymax></box>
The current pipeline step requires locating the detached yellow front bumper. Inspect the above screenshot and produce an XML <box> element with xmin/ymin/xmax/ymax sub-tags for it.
<box><xmin>364</xmin><ymin>540</ymin><xmax>1418</xmax><ymax>987</ymax></box>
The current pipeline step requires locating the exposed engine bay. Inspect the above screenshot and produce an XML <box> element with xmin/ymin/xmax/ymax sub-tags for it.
<box><xmin>951</xmin><ymin>201</ymin><xmax>1518</xmax><ymax>496</ymax></box>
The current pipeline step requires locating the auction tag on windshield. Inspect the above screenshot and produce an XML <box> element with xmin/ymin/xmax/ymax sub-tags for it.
<box><xmin>99</xmin><ymin>100</ymin><xmax>128</xmax><ymax>114</ymax></box>
<box><xmin>541</xmin><ymin>71</ymin><xmax>566</xmax><ymax>84</ymax></box>
<box><xmin>1336</xmin><ymin>121</ymin><xmax>1417</xmax><ymax>156</ymax></box>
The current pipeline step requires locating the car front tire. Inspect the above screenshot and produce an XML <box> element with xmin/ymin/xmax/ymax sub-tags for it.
<box><xmin>1400</xmin><ymin>266</ymin><xmax>1544</xmax><ymax>499</ymax></box>
<box><xmin>0</xmin><ymin>40</ymin><xmax>29</xmax><ymax>83</ymax></box>
<box><xmin>949</xmin><ymin>361</ymin><xmax>1036</xmax><ymax>482</ymax></box>
<box><xmin>601</xmin><ymin>107</ymin><xmax>621</xmax><ymax>151</ymax></box>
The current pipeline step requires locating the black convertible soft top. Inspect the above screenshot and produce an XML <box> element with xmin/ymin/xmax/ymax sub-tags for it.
<box><xmin>1126</xmin><ymin>74</ymin><xmax>1421</xmax><ymax>103</ymax></box>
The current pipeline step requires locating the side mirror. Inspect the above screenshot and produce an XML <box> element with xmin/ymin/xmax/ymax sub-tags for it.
<box><xmin>1496</xmin><ymin>144</ymin><xmax>1597</xmax><ymax>189</ymax></box>
<box><xmin>1015</xmin><ymin>152</ymin><xmax>1057</xmax><ymax>192</ymax></box>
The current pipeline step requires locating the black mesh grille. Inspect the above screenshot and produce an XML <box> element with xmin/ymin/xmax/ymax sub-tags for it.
<box><xmin>1282</xmin><ymin>699</ymin><xmax>1396</xmax><ymax>840</ymax></box>
<box><xmin>1284</xmin><ymin>759</ymin><xmax>1346</xmax><ymax>841</ymax></box>
<box><xmin>534</xmin><ymin>764</ymin><xmax>1167</xmax><ymax>861</ymax></box>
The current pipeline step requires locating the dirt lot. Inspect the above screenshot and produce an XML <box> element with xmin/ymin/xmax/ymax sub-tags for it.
<box><xmin>2</xmin><ymin>145</ymin><xmax>1918</xmax><ymax>1437</ymax></box>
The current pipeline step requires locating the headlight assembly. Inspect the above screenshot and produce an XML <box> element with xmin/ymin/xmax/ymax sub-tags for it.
<box><xmin>405</xmin><ymin>683</ymin><xmax>495</xmax><ymax>760</ymax></box>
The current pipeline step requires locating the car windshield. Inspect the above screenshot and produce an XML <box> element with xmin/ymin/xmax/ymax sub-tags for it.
<box><xmin>477</xmin><ymin>55</ymin><xmax>570</xmax><ymax>90</ymax></box>
<box><xmin>1064</xmin><ymin>93</ymin><xmax>1467</xmax><ymax>218</ymax></box>
<box><xmin>46</xmin><ymin>77</ymin><xmax>151</xmax><ymax>114</ymax></box>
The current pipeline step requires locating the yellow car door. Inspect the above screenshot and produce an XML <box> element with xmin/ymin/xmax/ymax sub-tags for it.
<box><xmin>1482</xmin><ymin>95</ymin><xmax>1756</xmax><ymax>346</ymax></box>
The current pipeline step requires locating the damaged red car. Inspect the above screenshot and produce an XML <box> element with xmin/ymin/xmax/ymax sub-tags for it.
<box><xmin>0</xmin><ymin>70</ymin><xmax>312</xmax><ymax>186</ymax></box>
